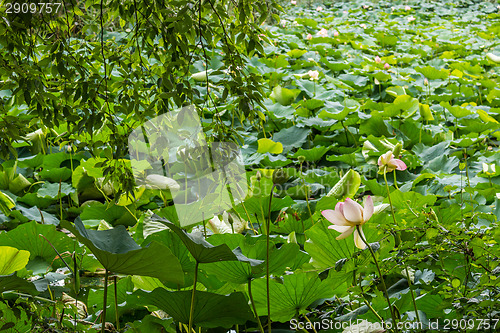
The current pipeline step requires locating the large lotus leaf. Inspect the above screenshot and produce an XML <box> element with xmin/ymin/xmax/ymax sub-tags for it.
<box><xmin>295</xmin><ymin>17</ymin><xmax>317</xmax><ymax>28</ymax></box>
<box><xmin>134</xmin><ymin>288</ymin><xmax>254</xmax><ymax>328</ymax></box>
<box><xmin>0</xmin><ymin>221</ymin><xmax>74</xmax><ymax>270</ymax></box>
<box><xmin>0</xmin><ymin>273</ymin><xmax>39</xmax><ymax>294</ymax></box>
<box><xmin>38</xmin><ymin>167</ymin><xmax>72</xmax><ymax>182</ymax></box>
<box><xmin>415</xmin><ymin>66</ymin><xmax>449</xmax><ymax>80</ymax></box>
<box><xmin>153</xmin><ymin>216</ymin><xmax>262</xmax><ymax>265</ymax></box>
<box><xmin>80</xmin><ymin>202</ymin><xmax>136</xmax><ymax>226</ymax></box>
<box><xmin>0</xmin><ymin>246</ymin><xmax>30</xmax><ymax>275</ymax></box>
<box><xmin>257</xmin><ymin>138</ymin><xmax>283</xmax><ymax>154</ymax></box>
<box><xmin>143</xmin><ymin>230</ymin><xmax>195</xmax><ymax>288</ymax></box>
<box><xmin>10</xmin><ymin>205</ymin><xmax>59</xmax><ymax>225</ymax></box>
<box><xmin>291</xmin><ymin>146</ymin><xmax>330</xmax><ymax>162</ymax></box>
<box><xmin>304</xmin><ymin>218</ymin><xmax>376</xmax><ymax>270</ymax></box>
<box><xmin>252</xmin><ymin>272</ymin><xmax>335</xmax><ymax>322</ymax></box>
<box><xmin>338</xmin><ymin>74</ymin><xmax>369</xmax><ymax>88</ymax></box>
<box><xmin>440</xmin><ymin>101</ymin><xmax>472</xmax><ymax>118</ymax></box>
<box><xmin>236</xmin><ymin>195</ymin><xmax>295</xmax><ymax>219</ymax></box>
<box><xmin>286</xmin><ymin>49</ymin><xmax>307</xmax><ymax>58</ymax></box>
<box><xmin>37</xmin><ymin>182</ymin><xmax>75</xmax><ymax>199</ymax></box>
<box><xmin>202</xmin><ymin>234</ymin><xmax>306</xmax><ymax>284</ymax></box>
<box><xmin>272</xmin><ymin>126</ymin><xmax>311</xmax><ymax>153</ymax></box>
<box><xmin>389</xmin><ymin>190</ymin><xmax>437</xmax><ymax>209</ymax></box>
<box><xmin>61</xmin><ymin>218</ymin><xmax>184</xmax><ymax>284</ymax></box>
<box><xmin>383</xmin><ymin>95</ymin><xmax>419</xmax><ymax>118</ymax></box>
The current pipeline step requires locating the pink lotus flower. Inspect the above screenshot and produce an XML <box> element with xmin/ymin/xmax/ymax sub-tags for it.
<box><xmin>384</xmin><ymin>63</ymin><xmax>390</xmax><ymax>70</ymax></box>
<box><xmin>291</xmin><ymin>0</ymin><xmax>296</xmax><ymax>4</ymax></box>
<box><xmin>316</xmin><ymin>6</ymin><xmax>323</xmax><ymax>11</ymax></box>
<box><xmin>405</xmin><ymin>5</ymin><xmax>411</xmax><ymax>10</ymax></box>
<box><xmin>374</xmin><ymin>55</ymin><xmax>381</xmax><ymax>63</ymax></box>
<box><xmin>362</xmin><ymin>5</ymin><xmax>369</xmax><ymax>9</ymax></box>
<box><xmin>322</xmin><ymin>196</ymin><xmax>374</xmax><ymax>249</ymax></box>
<box><xmin>306</xmin><ymin>33</ymin><xmax>313</xmax><ymax>40</ymax></box>
<box><xmin>360</xmin><ymin>23</ymin><xmax>367</xmax><ymax>29</ymax></box>
<box><xmin>407</xmin><ymin>15</ymin><xmax>416</xmax><ymax>22</ymax></box>
<box><xmin>378</xmin><ymin>151</ymin><xmax>407</xmax><ymax>173</ymax></box>
<box><xmin>333</xmin><ymin>30</ymin><xmax>339</xmax><ymax>37</ymax></box>
<box><xmin>317</xmin><ymin>28</ymin><xmax>328</xmax><ymax>37</ymax></box>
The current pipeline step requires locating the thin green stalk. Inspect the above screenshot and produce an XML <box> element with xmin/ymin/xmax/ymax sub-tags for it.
<box><xmin>303</xmin><ymin>314</ymin><xmax>317</xmax><ymax>333</ymax></box>
<box><xmin>356</xmin><ymin>226</ymin><xmax>398</xmax><ymax>332</ymax></box>
<box><xmin>363</xmin><ymin>299</ymin><xmax>384</xmax><ymax>322</ymax></box>
<box><xmin>383</xmin><ymin>168</ymin><xmax>419</xmax><ymax>327</ymax></box>
<box><xmin>300</xmin><ymin>160</ymin><xmax>313</xmax><ymax>229</ymax></box>
<box><xmin>355</xmin><ymin>257</ymin><xmax>383</xmax><ymax>323</ymax></box>
<box><xmin>248</xmin><ymin>279</ymin><xmax>265</xmax><ymax>333</ymax></box>
<box><xmin>463</xmin><ymin>151</ymin><xmax>474</xmax><ymax>219</ymax></box>
<box><xmin>73</xmin><ymin>252</ymin><xmax>80</xmax><ymax>325</ymax></box>
<box><xmin>383</xmin><ymin>168</ymin><xmax>397</xmax><ymax>226</ymax></box>
<box><xmin>184</xmin><ymin>164</ymin><xmax>189</xmax><ymax>205</ymax></box>
<box><xmin>405</xmin><ymin>266</ymin><xmax>421</xmax><ymax>325</ymax></box>
<box><xmin>266</xmin><ymin>184</ymin><xmax>276</xmax><ymax>333</ymax></box>
<box><xmin>59</xmin><ymin>179</ymin><xmax>63</xmax><ymax>221</ymax></box>
<box><xmin>101</xmin><ymin>270</ymin><xmax>109</xmax><ymax>333</ymax></box>
<box><xmin>242</xmin><ymin>201</ymin><xmax>258</xmax><ymax>234</ymax></box>
<box><xmin>114</xmin><ymin>275</ymin><xmax>120</xmax><ymax>331</ymax></box>
<box><xmin>1</xmin><ymin>291</ymin><xmax>55</xmax><ymax>303</ymax></box>
<box><xmin>393</xmin><ymin>170</ymin><xmax>399</xmax><ymax>190</ymax></box>
<box><xmin>188</xmin><ymin>261</ymin><xmax>199</xmax><ymax>333</ymax></box>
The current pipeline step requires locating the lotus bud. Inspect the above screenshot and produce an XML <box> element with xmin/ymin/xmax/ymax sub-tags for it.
<box><xmin>272</xmin><ymin>168</ymin><xmax>288</xmax><ymax>185</ymax></box>
<box><xmin>392</xmin><ymin>143</ymin><xmax>402</xmax><ymax>158</ymax></box>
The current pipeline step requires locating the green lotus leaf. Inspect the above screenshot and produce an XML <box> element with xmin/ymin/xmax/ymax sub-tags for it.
<box><xmin>61</xmin><ymin>218</ymin><xmax>184</xmax><ymax>284</ymax></box>
<box><xmin>134</xmin><ymin>288</ymin><xmax>254</xmax><ymax>328</ymax></box>
<box><xmin>0</xmin><ymin>246</ymin><xmax>30</xmax><ymax>275</ymax></box>
<box><xmin>153</xmin><ymin>216</ymin><xmax>262</xmax><ymax>265</ymax></box>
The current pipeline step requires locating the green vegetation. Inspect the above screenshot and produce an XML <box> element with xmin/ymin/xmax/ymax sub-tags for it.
<box><xmin>0</xmin><ymin>0</ymin><xmax>499</xmax><ymax>332</ymax></box>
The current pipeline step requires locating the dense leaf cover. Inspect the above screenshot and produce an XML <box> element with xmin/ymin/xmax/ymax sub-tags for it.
<box><xmin>0</xmin><ymin>0</ymin><xmax>499</xmax><ymax>332</ymax></box>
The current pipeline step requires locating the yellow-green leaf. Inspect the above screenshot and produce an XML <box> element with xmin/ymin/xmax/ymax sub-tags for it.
<box><xmin>419</xmin><ymin>103</ymin><xmax>434</xmax><ymax>121</ymax></box>
<box><xmin>257</xmin><ymin>138</ymin><xmax>283</xmax><ymax>154</ymax></box>
<box><xmin>0</xmin><ymin>246</ymin><xmax>30</xmax><ymax>275</ymax></box>
<box><xmin>477</xmin><ymin>109</ymin><xmax>499</xmax><ymax>124</ymax></box>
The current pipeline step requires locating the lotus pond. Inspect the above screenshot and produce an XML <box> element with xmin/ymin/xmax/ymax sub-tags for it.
<box><xmin>0</xmin><ymin>0</ymin><xmax>499</xmax><ymax>332</ymax></box>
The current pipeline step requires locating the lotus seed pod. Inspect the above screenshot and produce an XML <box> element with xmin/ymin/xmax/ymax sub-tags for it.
<box><xmin>298</xmin><ymin>155</ymin><xmax>306</xmax><ymax>163</ymax></box>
